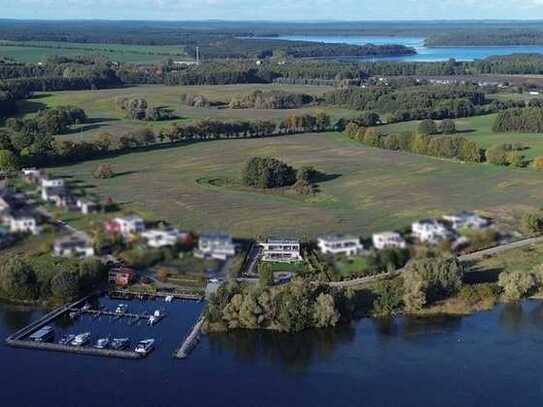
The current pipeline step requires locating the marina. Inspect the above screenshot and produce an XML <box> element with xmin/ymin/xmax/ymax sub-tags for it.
<box><xmin>4</xmin><ymin>292</ymin><xmax>205</xmax><ymax>360</ymax></box>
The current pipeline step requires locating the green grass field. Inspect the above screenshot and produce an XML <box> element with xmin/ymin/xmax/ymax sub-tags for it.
<box><xmin>14</xmin><ymin>84</ymin><xmax>351</xmax><ymax>142</ymax></box>
<box><xmin>0</xmin><ymin>41</ymin><xmax>191</xmax><ymax>64</ymax></box>
<box><xmin>378</xmin><ymin>114</ymin><xmax>543</xmax><ymax>160</ymax></box>
<box><xmin>49</xmin><ymin>131</ymin><xmax>543</xmax><ymax>238</ymax></box>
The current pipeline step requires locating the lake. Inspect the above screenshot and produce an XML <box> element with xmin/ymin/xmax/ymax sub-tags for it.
<box><xmin>271</xmin><ymin>35</ymin><xmax>543</xmax><ymax>61</ymax></box>
<box><xmin>2</xmin><ymin>298</ymin><xmax>543</xmax><ymax>406</ymax></box>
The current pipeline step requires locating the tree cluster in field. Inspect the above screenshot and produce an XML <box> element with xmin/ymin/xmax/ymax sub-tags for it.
<box><xmin>493</xmin><ymin>107</ymin><xmax>543</xmax><ymax>133</ymax></box>
<box><xmin>345</xmin><ymin>121</ymin><xmax>484</xmax><ymax>163</ymax></box>
<box><xmin>0</xmin><ymin>255</ymin><xmax>106</xmax><ymax>303</ymax></box>
<box><xmin>180</xmin><ymin>93</ymin><xmax>212</xmax><ymax>108</ymax></box>
<box><xmin>204</xmin><ymin>279</ymin><xmax>353</xmax><ymax>333</ymax></box>
<box><xmin>485</xmin><ymin>143</ymin><xmax>527</xmax><ymax>167</ymax></box>
<box><xmin>228</xmin><ymin>90</ymin><xmax>314</xmax><ymax>109</ymax></box>
<box><xmin>116</xmin><ymin>97</ymin><xmax>174</xmax><ymax>121</ymax></box>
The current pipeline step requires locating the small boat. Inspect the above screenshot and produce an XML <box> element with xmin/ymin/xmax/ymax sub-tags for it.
<box><xmin>115</xmin><ymin>304</ymin><xmax>128</xmax><ymax>314</ymax></box>
<box><xmin>111</xmin><ymin>338</ymin><xmax>130</xmax><ymax>350</ymax></box>
<box><xmin>148</xmin><ymin>310</ymin><xmax>163</xmax><ymax>326</ymax></box>
<box><xmin>82</xmin><ymin>303</ymin><xmax>91</xmax><ymax>311</ymax></box>
<box><xmin>164</xmin><ymin>295</ymin><xmax>173</xmax><ymax>303</ymax></box>
<box><xmin>69</xmin><ymin>310</ymin><xmax>81</xmax><ymax>320</ymax></box>
<box><xmin>135</xmin><ymin>339</ymin><xmax>155</xmax><ymax>355</ymax></box>
<box><xmin>94</xmin><ymin>337</ymin><xmax>110</xmax><ymax>349</ymax></box>
<box><xmin>71</xmin><ymin>332</ymin><xmax>91</xmax><ymax>347</ymax></box>
<box><xmin>29</xmin><ymin>326</ymin><xmax>55</xmax><ymax>343</ymax></box>
<box><xmin>59</xmin><ymin>334</ymin><xmax>75</xmax><ymax>345</ymax></box>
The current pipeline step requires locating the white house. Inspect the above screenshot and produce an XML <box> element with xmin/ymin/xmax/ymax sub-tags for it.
<box><xmin>412</xmin><ymin>219</ymin><xmax>453</xmax><ymax>245</ymax></box>
<box><xmin>442</xmin><ymin>211</ymin><xmax>489</xmax><ymax>231</ymax></box>
<box><xmin>141</xmin><ymin>228</ymin><xmax>187</xmax><ymax>248</ymax></box>
<box><xmin>260</xmin><ymin>239</ymin><xmax>303</xmax><ymax>263</ymax></box>
<box><xmin>195</xmin><ymin>233</ymin><xmax>236</xmax><ymax>260</ymax></box>
<box><xmin>317</xmin><ymin>234</ymin><xmax>363</xmax><ymax>256</ymax></box>
<box><xmin>113</xmin><ymin>215</ymin><xmax>146</xmax><ymax>236</ymax></box>
<box><xmin>41</xmin><ymin>178</ymin><xmax>64</xmax><ymax>188</ymax></box>
<box><xmin>76</xmin><ymin>199</ymin><xmax>98</xmax><ymax>215</ymax></box>
<box><xmin>6</xmin><ymin>213</ymin><xmax>40</xmax><ymax>235</ymax></box>
<box><xmin>21</xmin><ymin>168</ymin><xmax>42</xmax><ymax>183</ymax></box>
<box><xmin>372</xmin><ymin>232</ymin><xmax>407</xmax><ymax>250</ymax></box>
<box><xmin>41</xmin><ymin>185</ymin><xmax>70</xmax><ymax>204</ymax></box>
<box><xmin>53</xmin><ymin>235</ymin><xmax>95</xmax><ymax>258</ymax></box>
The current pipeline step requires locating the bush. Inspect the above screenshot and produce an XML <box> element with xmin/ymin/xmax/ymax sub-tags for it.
<box><xmin>498</xmin><ymin>270</ymin><xmax>536</xmax><ymax>301</ymax></box>
<box><xmin>417</xmin><ymin>119</ymin><xmax>438</xmax><ymax>135</ymax></box>
<box><xmin>533</xmin><ymin>157</ymin><xmax>543</xmax><ymax>170</ymax></box>
<box><xmin>94</xmin><ymin>163</ymin><xmax>114</xmax><ymax>179</ymax></box>
<box><xmin>520</xmin><ymin>210</ymin><xmax>543</xmax><ymax>235</ymax></box>
<box><xmin>439</xmin><ymin>119</ymin><xmax>456</xmax><ymax>135</ymax></box>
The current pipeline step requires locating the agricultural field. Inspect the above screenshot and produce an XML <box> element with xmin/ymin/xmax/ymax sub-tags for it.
<box><xmin>378</xmin><ymin>113</ymin><xmax>543</xmax><ymax>160</ymax></box>
<box><xmin>50</xmin><ymin>131</ymin><xmax>543</xmax><ymax>239</ymax></box>
<box><xmin>13</xmin><ymin>84</ymin><xmax>351</xmax><ymax>142</ymax></box>
<box><xmin>0</xmin><ymin>41</ymin><xmax>191</xmax><ymax>64</ymax></box>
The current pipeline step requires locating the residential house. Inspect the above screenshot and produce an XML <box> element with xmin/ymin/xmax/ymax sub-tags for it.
<box><xmin>260</xmin><ymin>239</ymin><xmax>303</xmax><ymax>263</ymax></box>
<box><xmin>194</xmin><ymin>233</ymin><xmax>236</xmax><ymax>260</ymax></box>
<box><xmin>372</xmin><ymin>232</ymin><xmax>407</xmax><ymax>250</ymax></box>
<box><xmin>76</xmin><ymin>199</ymin><xmax>98</xmax><ymax>215</ymax></box>
<box><xmin>141</xmin><ymin>228</ymin><xmax>189</xmax><ymax>248</ymax></box>
<box><xmin>108</xmin><ymin>267</ymin><xmax>136</xmax><ymax>287</ymax></box>
<box><xmin>412</xmin><ymin>219</ymin><xmax>454</xmax><ymax>245</ymax></box>
<box><xmin>0</xmin><ymin>189</ymin><xmax>23</xmax><ymax>213</ymax></box>
<box><xmin>53</xmin><ymin>235</ymin><xmax>95</xmax><ymax>258</ymax></box>
<box><xmin>21</xmin><ymin>168</ymin><xmax>42</xmax><ymax>183</ymax></box>
<box><xmin>5</xmin><ymin>212</ymin><xmax>40</xmax><ymax>235</ymax></box>
<box><xmin>105</xmin><ymin>215</ymin><xmax>145</xmax><ymax>237</ymax></box>
<box><xmin>41</xmin><ymin>178</ymin><xmax>64</xmax><ymax>189</ymax></box>
<box><xmin>317</xmin><ymin>234</ymin><xmax>363</xmax><ymax>256</ymax></box>
<box><xmin>442</xmin><ymin>211</ymin><xmax>489</xmax><ymax>231</ymax></box>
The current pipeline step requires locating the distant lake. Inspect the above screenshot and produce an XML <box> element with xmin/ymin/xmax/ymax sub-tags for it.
<box><xmin>3</xmin><ymin>299</ymin><xmax>543</xmax><ymax>406</ymax></box>
<box><xmin>271</xmin><ymin>35</ymin><xmax>543</xmax><ymax>62</ymax></box>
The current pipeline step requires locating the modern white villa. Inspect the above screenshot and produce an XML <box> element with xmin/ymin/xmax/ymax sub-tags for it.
<box><xmin>141</xmin><ymin>228</ymin><xmax>188</xmax><ymax>248</ymax></box>
<box><xmin>5</xmin><ymin>213</ymin><xmax>40</xmax><ymax>235</ymax></box>
<box><xmin>76</xmin><ymin>199</ymin><xmax>98</xmax><ymax>215</ymax></box>
<box><xmin>53</xmin><ymin>235</ymin><xmax>95</xmax><ymax>258</ymax></box>
<box><xmin>442</xmin><ymin>211</ymin><xmax>489</xmax><ymax>231</ymax></box>
<box><xmin>317</xmin><ymin>234</ymin><xmax>363</xmax><ymax>256</ymax></box>
<box><xmin>110</xmin><ymin>215</ymin><xmax>146</xmax><ymax>237</ymax></box>
<box><xmin>411</xmin><ymin>219</ymin><xmax>454</xmax><ymax>245</ymax></box>
<box><xmin>195</xmin><ymin>233</ymin><xmax>236</xmax><ymax>260</ymax></box>
<box><xmin>41</xmin><ymin>177</ymin><xmax>64</xmax><ymax>189</ymax></box>
<box><xmin>260</xmin><ymin>239</ymin><xmax>303</xmax><ymax>263</ymax></box>
<box><xmin>372</xmin><ymin>231</ymin><xmax>407</xmax><ymax>250</ymax></box>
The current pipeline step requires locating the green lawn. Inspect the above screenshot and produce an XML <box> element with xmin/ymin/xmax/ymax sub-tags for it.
<box><xmin>49</xmin><ymin>131</ymin><xmax>543</xmax><ymax>238</ymax></box>
<box><xmin>0</xmin><ymin>41</ymin><xmax>191</xmax><ymax>64</ymax></box>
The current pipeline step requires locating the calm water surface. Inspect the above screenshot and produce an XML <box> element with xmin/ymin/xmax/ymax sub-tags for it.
<box><xmin>1</xmin><ymin>298</ymin><xmax>543</xmax><ymax>406</ymax></box>
<box><xmin>272</xmin><ymin>35</ymin><xmax>543</xmax><ymax>61</ymax></box>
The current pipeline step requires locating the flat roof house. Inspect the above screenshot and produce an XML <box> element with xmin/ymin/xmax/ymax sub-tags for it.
<box><xmin>260</xmin><ymin>239</ymin><xmax>303</xmax><ymax>263</ymax></box>
<box><xmin>195</xmin><ymin>233</ymin><xmax>236</xmax><ymax>260</ymax></box>
<box><xmin>373</xmin><ymin>232</ymin><xmax>407</xmax><ymax>250</ymax></box>
<box><xmin>141</xmin><ymin>228</ymin><xmax>189</xmax><ymax>248</ymax></box>
<box><xmin>317</xmin><ymin>234</ymin><xmax>363</xmax><ymax>256</ymax></box>
<box><xmin>5</xmin><ymin>212</ymin><xmax>40</xmax><ymax>235</ymax></box>
<box><xmin>442</xmin><ymin>211</ymin><xmax>489</xmax><ymax>231</ymax></box>
<box><xmin>412</xmin><ymin>219</ymin><xmax>454</xmax><ymax>245</ymax></box>
<box><xmin>53</xmin><ymin>235</ymin><xmax>95</xmax><ymax>258</ymax></box>
<box><xmin>41</xmin><ymin>178</ymin><xmax>64</xmax><ymax>188</ymax></box>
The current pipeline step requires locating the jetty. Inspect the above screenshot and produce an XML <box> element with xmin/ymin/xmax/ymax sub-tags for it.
<box><xmin>174</xmin><ymin>316</ymin><xmax>205</xmax><ymax>359</ymax></box>
<box><xmin>110</xmin><ymin>289</ymin><xmax>204</xmax><ymax>302</ymax></box>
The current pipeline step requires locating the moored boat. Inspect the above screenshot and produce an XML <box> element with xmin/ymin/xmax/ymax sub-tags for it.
<box><xmin>135</xmin><ymin>339</ymin><xmax>155</xmax><ymax>355</ymax></box>
<box><xmin>115</xmin><ymin>304</ymin><xmax>128</xmax><ymax>314</ymax></box>
<box><xmin>94</xmin><ymin>337</ymin><xmax>110</xmax><ymax>349</ymax></box>
<box><xmin>59</xmin><ymin>334</ymin><xmax>75</xmax><ymax>345</ymax></box>
<box><xmin>111</xmin><ymin>338</ymin><xmax>130</xmax><ymax>350</ymax></box>
<box><xmin>71</xmin><ymin>332</ymin><xmax>91</xmax><ymax>346</ymax></box>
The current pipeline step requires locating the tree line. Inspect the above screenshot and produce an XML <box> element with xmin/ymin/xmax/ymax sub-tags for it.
<box><xmin>493</xmin><ymin>106</ymin><xmax>543</xmax><ymax>133</ymax></box>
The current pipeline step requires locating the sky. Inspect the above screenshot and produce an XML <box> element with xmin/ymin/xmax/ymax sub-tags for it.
<box><xmin>3</xmin><ymin>0</ymin><xmax>543</xmax><ymax>20</ymax></box>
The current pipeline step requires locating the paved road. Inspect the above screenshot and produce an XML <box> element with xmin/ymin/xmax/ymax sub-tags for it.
<box><xmin>329</xmin><ymin>235</ymin><xmax>543</xmax><ymax>288</ymax></box>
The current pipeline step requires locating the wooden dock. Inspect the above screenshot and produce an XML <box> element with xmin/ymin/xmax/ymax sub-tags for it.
<box><xmin>174</xmin><ymin>316</ymin><xmax>204</xmax><ymax>359</ymax></box>
<box><xmin>110</xmin><ymin>289</ymin><xmax>204</xmax><ymax>302</ymax></box>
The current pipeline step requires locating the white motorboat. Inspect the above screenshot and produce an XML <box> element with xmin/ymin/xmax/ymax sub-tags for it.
<box><xmin>59</xmin><ymin>334</ymin><xmax>75</xmax><ymax>345</ymax></box>
<box><xmin>94</xmin><ymin>337</ymin><xmax>110</xmax><ymax>349</ymax></box>
<box><xmin>164</xmin><ymin>295</ymin><xmax>173</xmax><ymax>303</ymax></box>
<box><xmin>135</xmin><ymin>339</ymin><xmax>155</xmax><ymax>355</ymax></box>
<box><xmin>71</xmin><ymin>332</ymin><xmax>91</xmax><ymax>346</ymax></box>
<box><xmin>115</xmin><ymin>304</ymin><xmax>128</xmax><ymax>314</ymax></box>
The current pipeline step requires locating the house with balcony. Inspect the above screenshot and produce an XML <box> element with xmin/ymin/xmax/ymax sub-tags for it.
<box><xmin>260</xmin><ymin>239</ymin><xmax>303</xmax><ymax>263</ymax></box>
<box><xmin>194</xmin><ymin>233</ymin><xmax>236</xmax><ymax>260</ymax></box>
<box><xmin>317</xmin><ymin>234</ymin><xmax>363</xmax><ymax>256</ymax></box>
<box><xmin>442</xmin><ymin>211</ymin><xmax>490</xmax><ymax>231</ymax></box>
<box><xmin>372</xmin><ymin>232</ymin><xmax>407</xmax><ymax>250</ymax></box>
<box><xmin>105</xmin><ymin>215</ymin><xmax>145</xmax><ymax>237</ymax></box>
<box><xmin>53</xmin><ymin>235</ymin><xmax>95</xmax><ymax>258</ymax></box>
<box><xmin>412</xmin><ymin>219</ymin><xmax>454</xmax><ymax>245</ymax></box>
<box><xmin>4</xmin><ymin>212</ymin><xmax>40</xmax><ymax>235</ymax></box>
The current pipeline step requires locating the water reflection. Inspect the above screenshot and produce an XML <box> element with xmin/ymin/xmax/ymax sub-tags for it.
<box><xmin>498</xmin><ymin>302</ymin><xmax>525</xmax><ymax>332</ymax></box>
<box><xmin>208</xmin><ymin>324</ymin><xmax>356</xmax><ymax>372</ymax></box>
<box><xmin>0</xmin><ymin>304</ymin><xmax>37</xmax><ymax>332</ymax></box>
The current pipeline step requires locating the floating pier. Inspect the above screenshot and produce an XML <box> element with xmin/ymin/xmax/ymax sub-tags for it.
<box><xmin>174</xmin><ymin>317</ymin><xmax>204</xmax><ymax>359</ymax></box>
<box><xmin>110</xmin><ymin>289</ymin><xmax>204</xmax><ymax>302</ymax></box>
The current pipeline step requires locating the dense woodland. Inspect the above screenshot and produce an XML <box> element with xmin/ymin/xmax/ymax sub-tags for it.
<box><xmin>493</xmin><ymin>107</ymin><xmax>543</xmax><ymax>133</ymax></box>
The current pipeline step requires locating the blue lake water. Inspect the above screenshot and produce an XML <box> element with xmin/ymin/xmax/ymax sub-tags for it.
<box><xmin>2</xmin><ymin>298</ymin><xmax>543</xmax><ymax>406</ymax></box>
<box><xmin>273</xmin><ymin>35</ymin><xmax>543</xmax><ymax>61</ymax></box>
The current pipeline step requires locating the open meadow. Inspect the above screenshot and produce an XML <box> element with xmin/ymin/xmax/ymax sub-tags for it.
<box><xmin>15</xmin><ymin>84</ymin><xmax>354</xmax><ymax>142</ymax></box>
<box><xmin>50</xmin><ymin>131</ymin><xmax>543</xmax><ymax>238</ymax></box>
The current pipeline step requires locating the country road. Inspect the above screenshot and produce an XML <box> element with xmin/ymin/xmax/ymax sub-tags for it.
<box><xmin>328</xmin><ymin>235</ymin><xmax>543</xmax><ymax>288</ymax></box>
